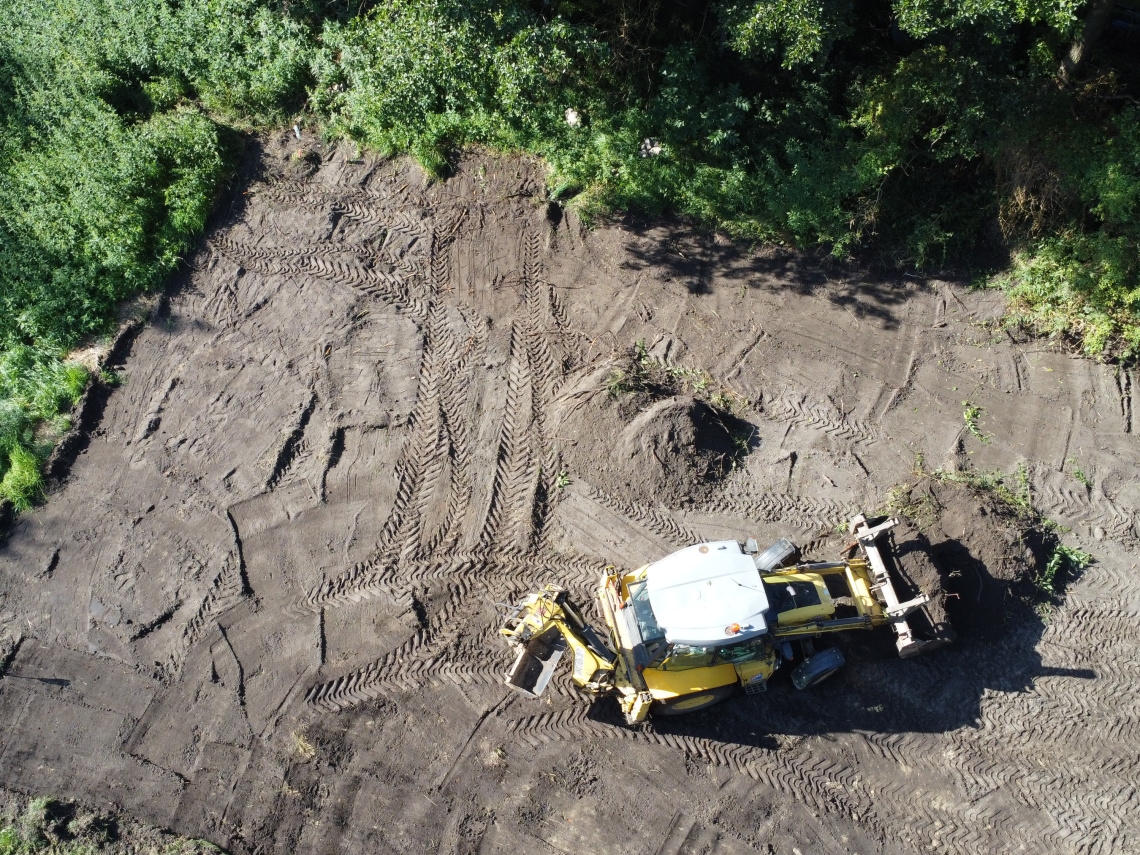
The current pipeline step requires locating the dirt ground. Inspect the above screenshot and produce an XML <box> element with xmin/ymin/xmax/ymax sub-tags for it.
<box><xmin>1</xmin><ymin>133</ymin><xmax>1138</xmax><ymax>855</ymax></box>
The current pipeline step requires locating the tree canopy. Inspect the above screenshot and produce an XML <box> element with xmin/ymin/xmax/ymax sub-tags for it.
<box><xmin>0</xmin><ymin>0</ymin><xmax>1137</xmax><ymax>508</ymax></box>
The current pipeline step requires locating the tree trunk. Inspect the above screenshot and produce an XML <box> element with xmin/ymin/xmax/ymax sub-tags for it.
<box><xmin>1059</xmin><ymin>0</ymin><xmax>1117</xmax><ymax>84</ymax></box>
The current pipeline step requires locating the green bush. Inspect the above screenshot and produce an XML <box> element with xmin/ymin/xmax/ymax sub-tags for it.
<box><xmin>999</xmin><ymin>107</ymin><xmax>1140</xmax><ymax>357</ymax></box>
<box><xmin>0</xmin><ymin>347</ymin><xmax>88</xmax><ymax>509</ymax></box>
<box><xmin>0</xmin><ymin>0</ymin><xmax>308</xmax><ymax>515</ymax></box>
<box><xmin>312</xmin><ymin>0</ymin><xmax>602</xmax><ymax>174</ymax></box>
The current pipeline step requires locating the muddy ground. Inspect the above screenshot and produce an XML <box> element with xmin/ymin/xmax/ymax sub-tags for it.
<box><xmin>1</xmin><ymin>133</ymin><xmax>1138</xmax><ymax>855</ymax></box>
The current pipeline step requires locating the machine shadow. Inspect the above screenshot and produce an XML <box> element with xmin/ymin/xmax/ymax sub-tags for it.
<box><xmin>582</xmin><ymin>536</ymin><xmax>1091</xmax><ymax>750</ymax></box>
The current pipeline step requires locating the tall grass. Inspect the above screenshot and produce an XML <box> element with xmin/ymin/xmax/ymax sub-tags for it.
<box><xmin>0</xmin><ymin>347</ymin><xmax>88</xmax><ymax>509</ymax></box>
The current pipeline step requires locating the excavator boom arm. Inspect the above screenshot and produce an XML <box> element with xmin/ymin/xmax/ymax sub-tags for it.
<box><xmin>500</xmin><ymin>586</ymin><xmax>616</xmax><ymax>697</ymax></box>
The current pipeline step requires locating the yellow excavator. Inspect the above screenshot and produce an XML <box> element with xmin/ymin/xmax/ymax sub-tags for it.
<box><xmin>499</xmin><ymin>515</ymin><xmax>942</xmax><ymax>724</ymax></box>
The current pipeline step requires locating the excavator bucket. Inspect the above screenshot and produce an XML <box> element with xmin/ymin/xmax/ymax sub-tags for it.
<box><xmin>504</xmin><ymin>626</ymin><xmax>567</xmax><ymax>697</ymax></box>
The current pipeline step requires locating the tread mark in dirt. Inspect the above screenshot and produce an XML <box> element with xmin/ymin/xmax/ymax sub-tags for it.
<box><xmin>1117</xmin><ymin>367</ymin><xmax>1133</xmax><ymax>433</ymax></box>
<box><xmin>210</xmin><ymin>237</ymin><xmax>425</xmax><ymax>316</ymax></box>
<box><xmin>207</xmin><ymin>234</ymin><xmax>418</xmax><ymax>275</ymax></box>
<box><xmin>699</xmin><ymin>490</ymin><xmax>850</xmax><ymax>532</ymax></box>
<box><xmin>477</xmin><ymin>323</ymin><xmax>534</xmax><ymax>552</ymax></box>
<box><xmin>303</xmin><ymin>553</ymin><xmax>623</xmax><ymax>711</ymax></box>
<box><xmin>586</xmin><ymin>486</ymin><xmax>705</xmax><ymax>548</ymax></box>
<box><xmin>516</xmin><ymin>231</ymin><xmax>564</xmax><ymax>550</ymax></box>
<box><xmin>265</xmin><ymin>392</ymin><xmax>317</xmax><ymax>491</ymax></box>
<box><xmin>503</xmin><ymin>706</ymin><xmax>882</xmax><ymax>831</ymax></box>
<box><xmin>158</xmin><ymin>559</ymin><xmax>246</xmax><ymax>680</ymax></box>
<box><xmin>1031</xmin><ymin>470</ymin><xmax>1139</xmax><ymax>547</ymax></box>
<box><xmin>762</xmin><ymin>386</ymin><xmax>881</xmax><ymax>444</ymax></box>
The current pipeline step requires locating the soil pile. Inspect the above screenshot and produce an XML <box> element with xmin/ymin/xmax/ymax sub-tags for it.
<box><xmin>553</xmin><ymin>361</ymin><xmax>755</xmax><ymax>508</ymax></box>
<box><xmin>887</xmin><ymin>479</ymin><xmax>1055</xmax><ymax>640</ymax></box>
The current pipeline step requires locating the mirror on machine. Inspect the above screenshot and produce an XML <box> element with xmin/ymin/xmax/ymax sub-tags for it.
<box><xmin>753</xmin><ymin>537</ymin><xmax>798</xmax><ymax>571</ymax></box>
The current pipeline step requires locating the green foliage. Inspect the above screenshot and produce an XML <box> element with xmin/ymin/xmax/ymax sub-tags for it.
<box><xmin>893</xmin><ymin>0</ymin><xmax>1082</xmax><ymax>38</ymax></box>
<box><xmin>1065</xmin><ymin>457</ymin><xmax>1093</xmax><ymax>490</ymax></box>
<box><xmin>0</xmin><ymin>796</ymin><xmax>222</xmax><ymax>854</ymax></box>
<box><xmin>154</xmin><ymin>0</ymin><xmax>315</xmax><ymax>122</ymax></box>
<box><xmin>0</xmin><ymin>346</ymin><xmax>88</xmax><ymax>509</ymax></box>
<box><xmin>962</xmin><ymin>401</ymin><xmax>991</xmax><ymax>443</ymax></box>
<box><xmin>1039</xmin><ymin>544</ymin><xmax>1092</xmax><ymax>595</ymax></box>
<box><xmin>312</xmin><ymin>0</ymin><xmax>601</xmax><ymax>175</ymax></box>
<box><xmin>929</xmin><ymin>466</ymin><xmax>1036</xmax><ymax>518</ymax></box>
<box><xmin>997</xmin><ymin>108</ymin><xmax>1140</xmax><ymax>358</ymax></box>
<box><xmin>719</xmin><ymin>0</ymin><xmax>852</xmax><ymax>68</ymax></box>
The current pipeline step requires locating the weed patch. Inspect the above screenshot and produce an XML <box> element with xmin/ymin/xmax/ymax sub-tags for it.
<box><xmin>1038</xmin><ymin>544</ymin><xmax>1092</xmax><ymax>597</ymax></box>
<box><xmin>961</xmin><ymin>401</ymin><xmax>991</xmax><ymax>444</ymax></box>
<box><xmin>0</xmin><ymin>796</ymin><xmax>219</xmax><ymax>854</ymax></box>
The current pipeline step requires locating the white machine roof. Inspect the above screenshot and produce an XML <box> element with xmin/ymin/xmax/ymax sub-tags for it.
<box><xmin>645</xmin><ymin>541</ymin><xmax>770</xmax><ymax>646</ymax></box>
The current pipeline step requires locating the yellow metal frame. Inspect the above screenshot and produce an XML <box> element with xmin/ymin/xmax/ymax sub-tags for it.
<box><xmin>502</xmin><ymin>519</ymin><xmax>927</xmax><ymax>723</ymax></box>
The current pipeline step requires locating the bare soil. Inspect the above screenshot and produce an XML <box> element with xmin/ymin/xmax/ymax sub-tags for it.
<box><xmin>1</xmin><ymin>133</ymin><xmax>1138</xmax><ymax>855</ymax></box>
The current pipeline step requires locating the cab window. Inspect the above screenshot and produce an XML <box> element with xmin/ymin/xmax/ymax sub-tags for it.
<box><xmin>659</xmin><ymin>644</ymin><xmax>715</xmax><ymax>671</ymax></box>
<box><xmin>762</xmin><ymin>578</ymin><xmax>821</xmax><ymax>615</ymax></box>
<box><xmin>627</xmin><ymin>580</ymin><xmax>664</xmax><ymax>642</ymax></box>
<box><xmin>714</xmin><ymin>636</ymin><xmax>768</xmax><ymax>664</ymax></box>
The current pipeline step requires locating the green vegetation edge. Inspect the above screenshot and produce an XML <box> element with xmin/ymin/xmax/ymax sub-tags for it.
<box><xmin>2</xmin><ymin>0</ymin><xmax>1138</xmax><ymax>514</ymax></box>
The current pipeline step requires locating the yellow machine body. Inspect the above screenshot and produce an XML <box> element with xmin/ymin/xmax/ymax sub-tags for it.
<box><xmin>500</xmin><ymin>515</ymin><xmax>937</xmax><ymax>723</ymax></box>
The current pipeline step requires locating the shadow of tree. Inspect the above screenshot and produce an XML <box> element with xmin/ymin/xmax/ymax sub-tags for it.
<box><xmin>610</xmin><ymin>216</ymin><xmax>925</xmax><ymax>333</ymax></box>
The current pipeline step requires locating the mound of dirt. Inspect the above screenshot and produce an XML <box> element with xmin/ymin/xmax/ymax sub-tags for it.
<box><xmin>887</xmin><ymin>479</ymin><xmax>1055</xmax><ymax>640</ymax></box>
<box><xmin>554</xmin><ymin>382</ymin><xmax>753</xmax><ymax>508</ymax></box>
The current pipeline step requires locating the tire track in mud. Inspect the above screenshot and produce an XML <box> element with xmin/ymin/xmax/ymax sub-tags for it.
<box><xmin>698</xmin><ymin>490</ymin><xmax>853</xmax><ymax>532</ymax></box>
<box><xmin>854</xmin><ymin>644</ymin><xmax>1140</xmax><ymax>855</ymax></box>
<box><xmin>206</xmin><ymin>235</ymin><xmax>421</xmax><ymax>278</ymax></box>
<box><xmin>1115</xmin><ymin>366</ymin><xmax>1133</xmax><ymax>434</ymax></box>
<box><xmin>264</xmin><ymin>392</ymin><xmax>318</xmax><ymax>492</ymax></box>
<box><xmin>303</xmin><ymin>551</ymin><xmax>615</xmax><ymax>614</ymax></box>
<box><xmin>259</xmin><ymin>178</ymin><xmax>424</xmax><ymax>218</ymax></box>
<box><xmin>761</xmin><ymin>386</ymin><xmax>882</xmax><ymax>444</ymax></box>
<box><xmin>1031</xmin><ymin>473</ymin><xmax>1138</xmax><ymax>548</ymax></box>
<box><xmin>476</xmin><ymin>231</ymin><xmax>563</xmax><ymax>554</ymax></box>
<box><xmin>210</xmin><ymin>236</ymin><xmax>425</xmax><ymax>316</ymax></box>
<box><xmin>158</xmin><ymin>558</ymin><xmax>247</xmax><ymax>679</ymax></box>
<box><xmin>303</xmin><ymin>551</ymin><xmax>619</xmax><ymax>712</ymax></box>
<box><xmin>503</xmin><ymin>706</ymin><xmax>881</xmax><ymax>828</ymax></box>
<box><xmin>521</xmin><ymin>234</ymin><xmax>564</xmax><ymax>552</ymax></box>
<box><xmin>477</xmin><ymin>323</ymin><xmax>534</xmax><ymax>553</ymax></box>
<box><xmin>585</xmin><ymin>485</ymin><xmax>705</xmax><ymax>548</ymax></box>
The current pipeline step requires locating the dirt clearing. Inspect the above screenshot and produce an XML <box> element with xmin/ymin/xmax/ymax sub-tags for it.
<box><xmin>1</xmin><ymin>134</ymin><xmax>1138</xmax><ymax>855</ymax></box>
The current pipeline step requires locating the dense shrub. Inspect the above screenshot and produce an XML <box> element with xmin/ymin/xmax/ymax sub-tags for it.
<box><xmin>2</xmin><ymin>0</ymin><xmax>1139</xmax><ymax>514</ymax></box>
<box><xmin>0</xmin><ymin>0</ymin><xmax>308</xmax><ymax>509</ymax></box>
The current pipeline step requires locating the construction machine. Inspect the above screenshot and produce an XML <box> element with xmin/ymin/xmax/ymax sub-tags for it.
<box><xmin>499</xmin><ymin>515</ymin><xmax>941</xmax><ymax>724</ymax></box>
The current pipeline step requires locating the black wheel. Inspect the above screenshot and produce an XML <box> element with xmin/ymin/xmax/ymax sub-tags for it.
<box><xmin>652</xmin><ymin>683</ymin><xmax>738</xmax><ymax>716</ymax></box>
<box><xmin>791</xmin><ymin>647</ymin><xmax>846</xmax><ymax>690</ymax></box>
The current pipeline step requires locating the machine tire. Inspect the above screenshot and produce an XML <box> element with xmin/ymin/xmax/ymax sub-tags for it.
<box><xmin>653</xmin><ymin>684</ymin><xmax>738</xmax><ymax>716</ymax></box>
<box><xmin>791</xmin><ymin>647</ymin><xmax>845</xmax><ymax>690</ymax></box>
